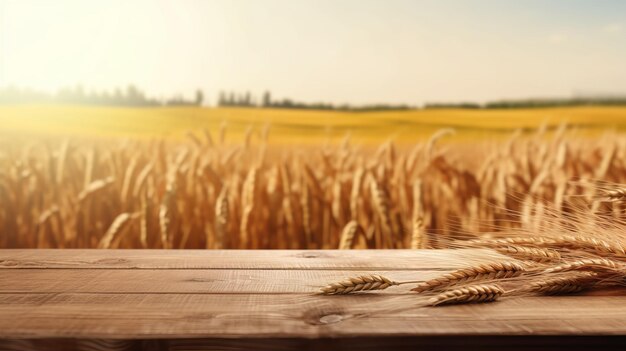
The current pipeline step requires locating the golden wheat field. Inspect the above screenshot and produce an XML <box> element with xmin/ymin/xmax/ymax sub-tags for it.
<box><xmin>1</xmin><ymin>105</ymin><xmax>625</xmax><ymax>252</ymax></box>
<box><xmin>2</xmin><ymin>104</ymin><xmax>626</xmax><ymax>142</ymax></box>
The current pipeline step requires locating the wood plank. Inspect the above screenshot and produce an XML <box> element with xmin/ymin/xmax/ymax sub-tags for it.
<box><xmin>0</xmin><ymin>249</ymin><xmax>506</xmax><ymax>270</ymax></box>
<box><xmin>2</xmin><ymin>293</ymin><xmax>626</xmax><ymax>339</ymax></box>
<box><xmin>0</xmin><ymin>269</ymin><xmax>446</xmax><ymax>294</ymax></box>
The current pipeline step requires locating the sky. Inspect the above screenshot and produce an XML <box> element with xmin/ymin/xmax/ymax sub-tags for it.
<box><xmin>1</xmin><ymin>0</ymin><xmax>626</xmax><ymax>105</ymax></box>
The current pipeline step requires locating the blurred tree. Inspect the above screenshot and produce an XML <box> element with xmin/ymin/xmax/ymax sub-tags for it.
<box><xmin>263</xmin><ymin>91</ymin><xmax>272</xmax><ymax>107</ymax></box>
<box><xmin>195</xmin><ymin>89</ymin><xmax>204</xmax><ymax>106</ymax></box>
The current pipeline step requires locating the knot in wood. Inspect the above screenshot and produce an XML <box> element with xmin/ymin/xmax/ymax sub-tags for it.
<box><xmin>318</xmin><ymin>313</ymin><xmax>343</xmax><ymax>324</ymax></box>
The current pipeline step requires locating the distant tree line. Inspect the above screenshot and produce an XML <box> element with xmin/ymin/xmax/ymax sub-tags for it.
<box><xmin>0</xmin><ymin>85</ymin><xmax>203</xmax><ymax>107</ymax></box>
<box><xmin>218</xmin><ymin>90</ymin><xmax>414</xmax><ymax>111</ymax></box>
<box><xmin>481</xmin><ymin>97</ymin><xmax>626</xmax><ymax>109</ymax></box>
<box><xmin>423</xmin><ymin>102</ymin><xmax>482</xmax><ymax>109</ymax></box>
<box><xmin>222</xmin><ymin>91</ymin><xmax>626</xmax><ymax>111</ymax></box>
<box><xmin>4</xmin><ymin>85</ymin><xmax>626</xmax><ymax>110</ymax></box>
<box><xmin>425</xmin><ymin>97</ymin><xmax>626</xmax><ymax>109</ymax></box>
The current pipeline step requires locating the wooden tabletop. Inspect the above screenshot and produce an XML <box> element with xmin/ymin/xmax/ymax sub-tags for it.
<box><xmin>1</xmin><ymin>249</ymin><xmax>626</xmax><ymax>351</ymax></box>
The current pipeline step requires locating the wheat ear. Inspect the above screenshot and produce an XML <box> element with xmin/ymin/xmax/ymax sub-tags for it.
<box><xmin>349</xmin><ymin>167</ymin><xmax>364</xmax><ymax>220</ymax></box>
<box><xmin>410</xmin><ymin>180</ymin><xmax>425</xmax><ymax>249</ymax></box>
<box><xmin>543</xmin><ymin>258</ymin><xmax>623</xmax><ymax>274</ymax></box>
<box><xmin>465</xmin><ymin>235</ymin><xmax>626</xmax><ymax>258</ymax></box>
<box><xmin>525</xmin><ymin>273</ymin><xmax>598</xmax><ymax>295</ymax></box>
<box><xmin>428</xmin><ymin>284</ymin><xmax>505</xmax><ymax>306</ymax></box>
<box><xmin>78</xmin><ymin>177</ymin><xmax>115</xmax><ymax>202</ymax></box>
<box><xmin>338</xmin><ymin>220</ymin><xmax>360</xmax><ymax>249</ymax></box>
<box><xmin>300</xmin><ymin>178</ymin><xmax>312</xmax><ymax>247</ymax></box>
<box><xmin>556</xmin><ymin>235</ymin><xmax>626</xmax><ymax>257</ymax></box>
<box><xmin>240</xmin><ymin>168</ymin><xmax>257</xmax><ymax>248</ymax></box>
<box><xmin>159</xmin><ymin>181</ymin><xmax>176</xmax><ymax>249</ymax></box>
<box><xmin>463</xmin><ymin>236</ymin><xmax>558</xmax><ymax>247</ymax></box>
<box><xmin>595</xmin><ymin>188</ymin><xmax>626</xmax><ymax>202</ymax></box>
<box><xmin>215</xmin><ymin>186</ymin><xmax>229</xmax><ymax>249</ymax></box>
<box><xmin>320</xmin><ymin>274</ymin><xmax>404</xmax><ymax>295</ymax></box>
<box><xmin>140</xmin><ymin>194</ymin><xmax>150</xmax><ymax>248</ymax></box>
<box><xmin>97</xmin><ymin>213</ymin><xmax>133</xmax><ymax>249</ymax></box>
<box><xmin>369</xmin><ymin>177</ymin><xmax>393</xmax><ymax>247</ymax></box>
<box><xmin>495</xmin><ymin>245</ymin><xmax>561</xmax><ymax>263</ymax></box>
<box><xmin>412</xmin><ymin>261</ymin><xmax>526</xmax><ymax>293</ymax></box>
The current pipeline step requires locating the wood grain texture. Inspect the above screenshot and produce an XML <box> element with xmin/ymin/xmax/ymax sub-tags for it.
<box><xmin>0</xmin><ymin>269</ymin><xmax>449</xmax><ymax>294</ymax></box>
<box><xmin>0</xmin><ymin>249</ymin><xmax>504</xmax><ymax>269</ymax></box>
<box><xmin>0</xmin><ymin>249</ymin><xmax>625</xmax><ymax>350</ymax></box>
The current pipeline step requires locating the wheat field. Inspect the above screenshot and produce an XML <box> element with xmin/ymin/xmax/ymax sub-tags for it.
<box><xmin>2</xmin><ymin>105</ymin><xmax>626</xmax><ymax>142</ymax></box>
<box><xmin>1</xmin><ymin>121</ymin><xmax>624</xmax><ymax>250</ymax></box>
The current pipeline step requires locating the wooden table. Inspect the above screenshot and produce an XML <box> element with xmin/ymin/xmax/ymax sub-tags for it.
<box><xmin>1</xmin><ymin>249</ymin><xmax>626</xmax><ymax>350</ymax></box>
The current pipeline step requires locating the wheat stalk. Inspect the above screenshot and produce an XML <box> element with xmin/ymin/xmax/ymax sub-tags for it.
<box><xmin>350</xmin><ymin>167</ymin><xmax>364</xmax><ymax>221</ymax></box>
<box><xmin>37</xmin><ymin>206</ymin><xmax>59</xmax><ymax>226</ymax></box>
<box><xmin>411</xmin><ymin>261</ymin><xmax>526</xmax><ymax>293</ymax></box>
<box><xmin>159</xmin><ymin>179</ymin><xmax>176</xmax><ymax>249</ymax></box>
<box><xmin>331</xmin><ymin>178</ymin><xmax>343</xmax><ymax>223</ymax></box>
<box><xmin>36</xmin><ymin>206</ymin><xmax>60</xmax><ymax>248</ymax></box>
<box><xmin>240</xmin><ymin>167</ymin><xmax>257</xmax><ymax>248</ymax></box>
<box><xmin>120</xmin><ymin>156</ymin><xmax>138</xmax><ymax>206</ymax></box>
<box><xmin>55</xmin><ymin>140</ymin><xmax>69</xmax><ymax>184</ymax></box>
<box><xmin>369</xmin><ymin>177</ymin><xmax>393</xmax><ymax>248</ymax></box>
<box><xmin>425</xmin><ymin>128</ymin><xmax>455</xmax><ymax>160</ymax></box>
<box><xmin>301</xmin><ymin>178</ymin><xmax>312</xmax><ymax>246</ymax></box>
<box><xmin>202</xmin><ymin>128</ymin><xmax>214</xmax><ymax>147</ymax></box>
<box><xmin>215</xmin><ymin>186</ymin><xmax>229</xmax><ymax>249</ymax></box>
<box><xmin>428</xmin><ymin>284</ymin><xmax>505</xmax><ymax>306</ymax></box>
<box><xmin>140</xmin><ymin>194</ymin><xmax>150</xmax><ymax>248</ymax></box>
<box><xmin>132</xmin><ymin>162</ymin><xmax>153</xmax><ymax>198</ymax></box>
<box><xmin>410</xmin><ymin>180</ymin><xmax>425</xmax><ymax>249</ymax></box>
